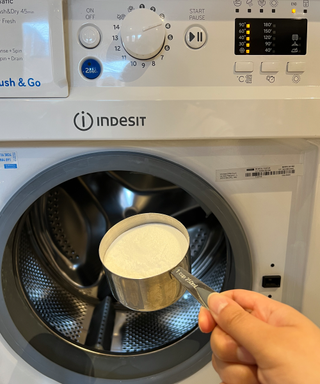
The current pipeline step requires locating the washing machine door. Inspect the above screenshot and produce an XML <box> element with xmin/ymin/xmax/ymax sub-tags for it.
<box><xmin>0</xmin><ymin>151</ymin><xmax>251</xmax><ymax>384</ymax></box>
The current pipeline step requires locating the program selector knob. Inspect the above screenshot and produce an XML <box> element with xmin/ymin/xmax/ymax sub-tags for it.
<box><xmin>120</xmin><ymin>9</ymin><xmax>166</xmax><ymax>60</ymax></box>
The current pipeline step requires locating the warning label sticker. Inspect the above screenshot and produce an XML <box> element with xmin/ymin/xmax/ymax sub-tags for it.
<box><xmin>0</xmin><ymin>151</ymin><xmax>18</xmax><ymax>169</ymax></box>
<box><xmin>216</xmin><ymin>164</ymin><xmax>303</xmax><ymax>182</ymax></box>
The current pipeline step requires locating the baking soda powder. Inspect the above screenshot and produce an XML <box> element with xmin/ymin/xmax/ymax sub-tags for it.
<box><xmin>103</xmin><ymin>223</ymin><xmax>188</xmax><ymax>279</ymax></box>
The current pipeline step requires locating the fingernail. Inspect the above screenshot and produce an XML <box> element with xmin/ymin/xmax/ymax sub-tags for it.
<box><xmin>208</xmin><ymin>293</ymin><xmax>228</xmax><ymax>316</ymax></box>
<box><xmin>198</xmin><ymin>307</ymin><xmax>205</xmax><ymax>333</ymax></box>
<box><xmin>206</xmin><ymin>292</ymin><xmax>219</xmax><ymax>307</ymax></box>
<box><xmin>237</xmin><ymin>346</ymin><xmax>256</xmax><ymax>365</ymax></box>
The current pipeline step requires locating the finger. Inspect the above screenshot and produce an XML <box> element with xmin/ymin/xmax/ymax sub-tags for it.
<box><xmin>212</xmin><ymin>354</ymin><xmax>259</xmax><ymax>384</ymax></box>
<box><xmin>220</xmin><ymin>289</ymin><xmax>310</xmax><ymax>330</ymax></box>
<box><xmin>208</xmin><ymin>293</ymin><xmax>272</xmax><ymax>360</ymax></box>
<box><xmin>211</xmin><ymin>325</ymin><xmax>256</xmax><ymax>365</ymax></box>
<box><xmin>220</xmin><ymin>290</ymin><xmax>283</xmax><ymax>322</ymax></box>
<box><xmin>198</xmin><ymin>306</ymin><xmax>216</xmax><ymax>333</ymax></box>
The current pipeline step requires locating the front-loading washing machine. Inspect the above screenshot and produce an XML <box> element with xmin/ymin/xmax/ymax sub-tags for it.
<box><xmin>0</xmin><ymin>0</ymin><xmax>320</xmax><ymax>383</ymax></box>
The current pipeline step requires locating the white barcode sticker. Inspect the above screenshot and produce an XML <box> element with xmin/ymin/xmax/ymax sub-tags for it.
<box><xmin>216</xmin><ymin>164</ymin><xmax>303</xmax><ymax>182</ymax></box>
<box><xmin>0</xmin><ymin>152</ymin><xmax>18</xmax><ymax>170</ymax></box>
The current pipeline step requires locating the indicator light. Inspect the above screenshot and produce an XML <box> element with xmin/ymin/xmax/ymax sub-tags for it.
<box><xmin>246</xmin><ymin>36</ymin><xmax>250</xmax><ymax>41</ymax></box>
<box><xmin>292</xmin><ymin>8</ymin><xmax>296</xmax><ymax>13</ymax></box>
<box><xmin>246</xmin><ymin>43</ymin><xmax>250</xmax><ymax>47</ymax></box>
<box><xmin>246</xmin><ymin>24</ymin><xmax>251</xmax><ymax>28</ymax></box>
<box><xmin>246</xmin><ymin>50</ymin><xmax>250</xmax><ymax>54</ymax></box>
<box><xmin>246</xmin><ymin>30</ymin><xmax>250</xmax><ymax>34</ymax></box>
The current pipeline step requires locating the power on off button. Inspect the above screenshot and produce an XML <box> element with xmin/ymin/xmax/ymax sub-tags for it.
<box><xmin>185</xmin><ymin>26</ymin><xmax>207</xmax><ymax>49</ymax></box>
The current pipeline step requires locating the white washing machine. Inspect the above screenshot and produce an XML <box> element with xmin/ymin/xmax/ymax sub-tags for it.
<box><xmin>0</xmin><ymin>0</ymin><xmax>320</xmax><ymax>383</ymax></box>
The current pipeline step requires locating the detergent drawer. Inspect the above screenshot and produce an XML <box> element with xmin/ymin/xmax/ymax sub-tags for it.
<box><xmin>0</xmin><ymin>0</ymin><xmax>68</xmax><ymax>98</ymax></box>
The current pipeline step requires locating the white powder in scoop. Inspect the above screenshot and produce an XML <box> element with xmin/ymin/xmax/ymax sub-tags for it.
<box><xmin>103</xmin><ymin>223</ymin><xmax>188</xmax><ymax>279</ymax></box>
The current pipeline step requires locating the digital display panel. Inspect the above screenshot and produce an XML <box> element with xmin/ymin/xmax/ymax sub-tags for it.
<box><xmin>235</xmin><ymin>19</ymin><xmax>307</xmax><ymax>55</ymax></box>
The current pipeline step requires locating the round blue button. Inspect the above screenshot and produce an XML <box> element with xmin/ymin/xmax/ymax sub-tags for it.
<box><xmin>81</xmin><ymin>58</ymin><xmax>101</xmax><ymax>80</ymax></box>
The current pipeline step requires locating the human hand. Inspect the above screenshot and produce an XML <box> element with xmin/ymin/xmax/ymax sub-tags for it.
<box><xmin>198</xmin><ymin>290</ymin><xmax>320</xmax><ymax>384</ymax></box>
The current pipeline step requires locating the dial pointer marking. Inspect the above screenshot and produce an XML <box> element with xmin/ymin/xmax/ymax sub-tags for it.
<box><xmin>143</xmin><ymin>23</ymin><xmax>162</xmax><ymax>32</ymax></box>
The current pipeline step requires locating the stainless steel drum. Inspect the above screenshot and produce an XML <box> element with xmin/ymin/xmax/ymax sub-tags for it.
<box><xmin>12</xmin><ymin>171</ymin><xmax>229</xmax><ymax>353</ymax></box>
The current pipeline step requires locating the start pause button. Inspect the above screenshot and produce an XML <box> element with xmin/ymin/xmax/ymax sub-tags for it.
<box><xmin>185</xmin><ymin>25</ymin><xmax>207</xmax><ymax>49</ymax></box>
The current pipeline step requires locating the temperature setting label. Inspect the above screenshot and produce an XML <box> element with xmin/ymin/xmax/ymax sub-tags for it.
<box><xmin>235</xmin><ymin>19</ymin><xmax>307</xmax><ymax>55</ymax></box>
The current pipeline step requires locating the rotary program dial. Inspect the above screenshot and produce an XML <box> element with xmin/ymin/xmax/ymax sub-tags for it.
<box><xmin>120</xmin><ymin>9</ymin><xmax>166</xmax><ymax>60</ymax></box>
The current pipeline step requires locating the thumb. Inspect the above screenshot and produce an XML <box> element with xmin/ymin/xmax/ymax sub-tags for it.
<box><xmin>208</xmin><ymin>293</ymin><xmax>272</xmax><ymax>359</ymax></box>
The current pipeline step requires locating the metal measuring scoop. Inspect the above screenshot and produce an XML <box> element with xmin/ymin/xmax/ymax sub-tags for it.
<box><xmin>99</xmin><ymin>213</ymin><xmax>217</xmax><ymax>311</ymax></box>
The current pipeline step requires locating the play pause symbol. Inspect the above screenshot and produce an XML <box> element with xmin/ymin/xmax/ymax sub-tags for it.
<box><xmin>186</xmin><ymin>26</ymin><xmax>207</xmax><ymax>49</ymax></box>
<box><xmin>189</xmin><ymin>31</ymin><xmax>203</xmax><ymax>42</ymax></box>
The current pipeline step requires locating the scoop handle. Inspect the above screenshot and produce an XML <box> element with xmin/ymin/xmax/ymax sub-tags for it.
<box><xmin>170</xmin><ymin>266</ymin><xmax>217</xmax><ymax>310</ymax></box>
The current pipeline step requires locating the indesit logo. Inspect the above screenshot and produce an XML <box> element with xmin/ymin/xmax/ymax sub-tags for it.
<box><xmin>73</xmin><ymin>111</ymin><xmax>147</xmax><ymax>131</ymax></box>
<box><xmin>74</xmin><ymin>111</ymin><xmax>94</xmax><ymax>131</ymax></box>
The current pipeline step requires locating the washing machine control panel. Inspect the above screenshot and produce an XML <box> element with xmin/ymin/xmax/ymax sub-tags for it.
<box><xmin>68</xmin><ymin>0</ymin><xmax>320</xmax><ymax>89</ymax></box>
<box><xmin>0</xmin><ymin>0</ymin><xmax>319</xmax><ymax>97</ymax></box>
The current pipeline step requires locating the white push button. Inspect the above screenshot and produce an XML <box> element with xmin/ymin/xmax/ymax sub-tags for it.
<box><xmin>185</xmin><ymin>26</ymin><xmax>207</xmax><ymax>49</ymax></box>
<box><xmin>287</xmin><ymin>62</ymin><xmax>306</xmax><ymax>72</ymax></box>
<box><xmin>235</xmin><ymin>61</ymin><xmax>254</xmax><ymax>72</ymax></box>
<box><xmin>261</xmin><ymin>61</ymin><xmax>280</xmax><ymax>73</ymax></box>
<box><xmin>79</xmin><ymin>25</ymin><xmax>101</xmax><ymax>49</ymax></box>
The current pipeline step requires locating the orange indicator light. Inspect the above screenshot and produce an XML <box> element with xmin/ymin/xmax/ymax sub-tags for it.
<box><xmin>246</xmin><ymin>37</ymin><xmax>250</xmax><ymax>41</ymax></box>
<box><xmin>246</xmin><ymin>30</ymin><xmax>250</xmax><ymax>35</ymax></box>
<box><xmin>246</xmin><ymin>43</ymin><xmax>250</xmax><ymax>47</ymax></box>
<box><xmin>292</xmin><ymin>8</ymin><xmax>296</xmax><ymax>13</ymax></box>
<box><xmin>246</xmin><ymin>49</ymin><xmax>250</xmax><ymax>54</ymax></box>
<box><xmin>246</xmin><ymin>24</ymin><xmax>251</xmax><ymax>28</ymax></box>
